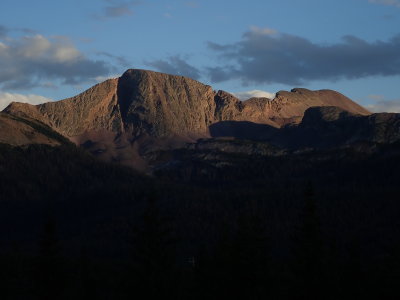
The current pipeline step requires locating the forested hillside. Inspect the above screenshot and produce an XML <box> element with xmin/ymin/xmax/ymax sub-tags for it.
<box><xmin>0</xmin><ymin>142</ymin><xmax>400</xmax><ymax>299</ymax></box>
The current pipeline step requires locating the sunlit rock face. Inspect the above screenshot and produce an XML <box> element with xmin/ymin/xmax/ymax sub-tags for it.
<box><xmin>3</xmin><ymin>69</ymin><xmax>372</xmax><ymax>170</ymax></box>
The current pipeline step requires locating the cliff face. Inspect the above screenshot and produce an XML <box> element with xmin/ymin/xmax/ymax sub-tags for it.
<box><xmin>5</xmin><ymin>69</ymin><xmax>371</xmax><ymax>141</ymax></box>
<box><xmin>117</xmin><ymin>69</ymin><xmax>216</xmax><ymax>137</ymax></box>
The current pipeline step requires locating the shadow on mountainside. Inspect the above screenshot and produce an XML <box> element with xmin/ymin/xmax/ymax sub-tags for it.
<box><xmin>209</xmin><ymin>121</ymin><xmax>278</xmax><ymax>141</ymax></box>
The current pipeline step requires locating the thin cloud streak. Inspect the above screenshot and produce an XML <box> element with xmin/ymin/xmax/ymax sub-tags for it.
<box><xmin>145</xmin><ymin>55</ymin><xmax>201</xmax><ymax>80</ymax></box>
<box><xmin>366</xmin><ymin>96</ymin><xmax>400</xmax><ymax>113</ymax></box>
<box><xmin>97</xmin><ymin>51</ymin><xmax>131</xmax><ymax>67</ymax></box>
<box><xmin>94</xmin><ymin>0</ymin><xmax>141</xmax><ymax>19</ymax></box>
<box><xmin>369</xmin><ymin>0</ymin><xmax>400</xmax><ymax>8</ymax></box>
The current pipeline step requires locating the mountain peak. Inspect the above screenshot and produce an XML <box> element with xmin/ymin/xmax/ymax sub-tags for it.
<box><xmin>2</xmin><ymin>69</ymin><xmax>372</xmax><ymax>169</ymax></box>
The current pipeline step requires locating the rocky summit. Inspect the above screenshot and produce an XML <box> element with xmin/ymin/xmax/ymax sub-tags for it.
<box><xmin>3</xmin><ymin>69</ymin><xmax>373</xmax><ymax>170</ymax></box>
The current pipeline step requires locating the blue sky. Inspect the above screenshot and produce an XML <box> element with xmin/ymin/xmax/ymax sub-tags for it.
<box><xmin>0</xmin><ymin>0</ymin><xmax>400</xmax><ymax>112</ymax></box>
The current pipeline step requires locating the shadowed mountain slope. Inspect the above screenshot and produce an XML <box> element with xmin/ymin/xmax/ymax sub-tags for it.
<box><xmin>209</xmin><ymin>106</ymin><xmax>400</xmax><ymax>149</ymax></box>
<box><xmin>0</xmin><ymin>112</ymin><xmax>70</xmax><ymax>146</ymax></box>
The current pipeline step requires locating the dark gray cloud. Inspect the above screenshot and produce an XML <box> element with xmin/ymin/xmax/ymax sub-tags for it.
<box><xmin>0</xmin><ymin>34</ymin><xmax>112</xmax><ymax>90</ymax></box>
<box><xmin>145</xmin><ymin>55</ymin><xmax>201</xmax><ymax>80</ymax></box>
<box><xmin>206</xmin><ymin>28</ymin><xmax>400</xmax><ymax>85</ymax></box>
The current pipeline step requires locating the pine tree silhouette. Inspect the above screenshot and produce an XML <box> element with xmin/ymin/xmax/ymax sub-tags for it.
<box><xmin>129</xmin><ymin>194</ymin><xmax>177</xmax><ymax>299</ymax></box>
<box><xmin>343</xmin><ymin>235</ymin><xmax>365</xmax><ymax>299</ymax></box>
<box><xmin>195</xmin><ymin>215</ymin><xmax>270</xmax><ymax>300</ymax></box>
<box><xmin>292</xmin><ymin>182</ymin><xmax>324</xmax><ymax>300</ymax></box>
<box><xmin>231</xmin><ymin>215</ymin><xmax>270</xmax><ymax>299</ymax></box>
<box><xmin>35</xmin><ymin>216</ymin><xmax>65</xmax><ymax>300</ymax></box>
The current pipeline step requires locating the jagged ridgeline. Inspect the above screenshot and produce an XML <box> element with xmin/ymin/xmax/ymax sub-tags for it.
<box><xmin>2</xmin><ymin>69</ymin><xmax>371</xmax><ymax>170</ymax></box>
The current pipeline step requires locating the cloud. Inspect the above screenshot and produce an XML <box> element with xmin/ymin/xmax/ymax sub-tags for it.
<box><xmin>366</xmin><ymin>99</ymin><xmax>400</xmax><ymax>112</ymax></box>
<box><xmin>0</xmin><ymin>34</ymin><xmax>112</xmax><ymax>90</ymax></box>
<box><xmin>206</xmin><ymin>28</ymin><xmax>400</xmax><ymax>85</ymax></box>
<box><xmin>0</xmin><ymin>92</ymin><xmax>52</xmax><ymax>110</ymax></box>
<box><xmin>233</xmin><ymin>90</ymin><xmax>276</xmax><ymax>100</ymax></box>
<box><xmin>369</xmin><ymin>0</ymin><xmax>400</xmax><ymax>8</ymax></box>
<box><xmin>145</xmin><ymin>55</ymin><xmax>201</xmax><ymax>80</ymax></box>
<box><xmin>95</xmin><ymin>0</ymin><xmax>140</xmax><ymax>19</ymax></box>
<box><xmin>0</xmin><ymin>25</ymin><xmax>37</xmax><ymax>37</ymax></box>
<box><xmin>96</xmin><ymin>51</ymin><xmax>131</xmax><ymax>67</ymax></box>
<box><xmin>366</xmin><ymin>94</ymin><xmax>400</xmax><ymax>112</ymax></box>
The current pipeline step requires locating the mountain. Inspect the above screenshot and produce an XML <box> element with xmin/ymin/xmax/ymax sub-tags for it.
<box><xmin>2</xmin><ymin>70</ymin><xmax>400</xmax><ymax>299</ymax></box>
<box><xmin>210</xmin><ymin>106</ymin><xmax>400</xmax><ymax>148</ymax></box>
<box><xmin>4</xmin><ymin>70</ymin><xmax>370</xmax><ymax>136</ymax></box>
<box><xmin>0</xmin><ymin>112</ymin><xmax>69</xmax><ymax>146</ymax></box>
<box><xmin>3</xmin><ymin>69</ymin><xmax>372</xmax><ymax>170</ymax></box>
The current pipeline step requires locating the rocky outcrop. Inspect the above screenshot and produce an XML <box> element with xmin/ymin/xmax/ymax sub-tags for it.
<box><xmin>300</xmin><ymin>106</ymin><xmax>358</xmax><ymax>126</ymax></box>
<box><xmin>117</xmin><ymin>69</ymin><xmax>216</xmax><ymax>137</ymax></box>
<box><xmin>279</xmin><ymin>107</ymin><xmax>400</xmax><ymax>149</ymax></box>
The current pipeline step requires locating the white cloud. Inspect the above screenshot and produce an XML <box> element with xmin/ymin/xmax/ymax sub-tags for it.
<box><xmin>0</xmin><ymin>33</ymin><xmax>110</xmax><ymax>89</ymax></box>
<box><xmin>369</xmin><ymin>0</ymin><xmax>400</xmax><ymax>8</ymax></box>
<box><xmin>366</xmin><ymin>99</ymin><xmax>400</xmax><ymax>113</ymax></box>
<box><xmin>233</xmin><ymin>90</ymin><xmax>276</xmax><ymax>101</ymax></box>
<box><xmin>8</xmin><ymin>34</ymin><xmax>82</xmax><ymax>63</ymax></box>
<box><xmin>53</xmin><ymin>46</ymin><xmax>81</xmax><ymax>62</ymax></box>
<box><xmin>0</xmin><ymin>92</ymin><xmax>52</xmax><ymax>111</ymax></box>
